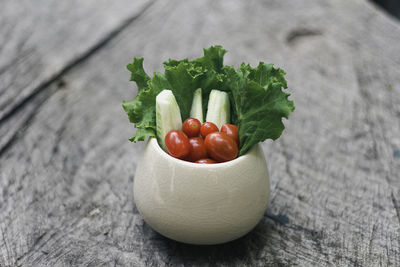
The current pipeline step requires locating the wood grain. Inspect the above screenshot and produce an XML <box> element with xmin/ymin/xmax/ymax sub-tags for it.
<box><xmin>1</xmin><ymin>0</ymin><xmax>400</xmax><ymax>266</ymax></box>
<box><xmin>0</xmin><ymin>0</ymin><xmax>154</xmax><ymax>153</ymax></box>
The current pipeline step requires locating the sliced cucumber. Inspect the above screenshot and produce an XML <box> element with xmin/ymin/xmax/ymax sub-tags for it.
<box><xmin>156</xmin><ymin>90</ymin><xmax>182</xmax><ymax>150</ymax></box>
<box><xmin>190</xmin><ymin>88</ymin><xmax>203</xmax><ymax>122</ymax></box>
<box><xmin>205</xmin><ymin>89</ymin><xmax>230</xmax><ymax>129</ymax></box>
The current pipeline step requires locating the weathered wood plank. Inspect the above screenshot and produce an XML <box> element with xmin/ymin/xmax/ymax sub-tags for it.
<box><xmin>1</xmin><ymin>0</ymin><xmax>400</xmax><ymax>266</ymax></box>
<box><xmin>0</xmin><ymin>0</ymin><xmax>154</xmax><ymax>153</ymax></box>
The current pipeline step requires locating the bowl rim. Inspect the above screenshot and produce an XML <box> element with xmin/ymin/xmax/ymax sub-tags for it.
<box><xmin>147</xmin><ymin>137</ymin><xmax>260</xmax><ymax>169</ymax></box>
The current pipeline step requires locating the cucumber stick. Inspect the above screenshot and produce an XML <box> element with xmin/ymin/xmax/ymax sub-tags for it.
<box><xmin>206</xmin><ymin>89</ymin><xmax>230</xmax><ymax>129</ymax></box>
<box><xmin>156</xmin><ymin>90</ymin><xmax>182</xmax><ymax>150</ymax></box>
<box><xmin>190</xmin><ymin>88</ymin><xmax>203</xmax><ymax>123</ymax></box>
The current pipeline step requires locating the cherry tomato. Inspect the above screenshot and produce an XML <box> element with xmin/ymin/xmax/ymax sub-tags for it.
<box><xmin>200</xmin><ymin>122</ymin><xmax>218</xmax><ymax>138</ymax></box>
<box><xmin>195</xmin><ymin>158</ymin><xmax>217</xmax><ymax>164</ymax></box>
<box><xmin>186</xmin><ymin>137</ymin><xmax>208</xmax><ymax>162</ymax></box>
<box><xmin>220</xmin><ymin>124</ymin><xmax>239</xmax><ymax>146</ymax></box>
<box><xmin>204</xmin><ymin>132</ymin><xmax>238</xmax><ymax>162</ymax></box>
<box><xmin>182</xmin><ymin>118</ymin><xmax>201</xmax><ymax>137</ymax></box>
<box><xmin>165</xmin><ymin>130</ymin><xmax>190</xmax><ymax>159</ymax></box>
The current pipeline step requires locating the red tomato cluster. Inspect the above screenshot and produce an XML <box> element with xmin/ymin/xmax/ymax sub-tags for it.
<box><xmin>164</xmin><ymin>118</ymin><xmax>239</xmax><ymax>163</ymax></box>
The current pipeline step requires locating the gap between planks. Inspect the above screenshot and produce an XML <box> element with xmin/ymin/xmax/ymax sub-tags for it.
<box><xmin>0</xmin><ymin>0</ymin><xmax>157</xmax><ymax>156</ymax></box>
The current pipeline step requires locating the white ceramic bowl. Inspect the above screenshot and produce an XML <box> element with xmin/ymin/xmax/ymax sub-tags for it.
<box><xmin>133</xmin><ymin>138</ymin><xmax>270</xmax><ymax>245</ymax></box>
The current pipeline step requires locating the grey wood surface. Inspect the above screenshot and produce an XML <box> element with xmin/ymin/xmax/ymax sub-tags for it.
<box><xmin>0</xmin><ymin>0</ymin><xmax>153</xmax><ymax>153</ymax></box>
<box><xmin>1</xmin><ymin>0</ymin><xmax>400</xmax><ymax>266</ymax></box>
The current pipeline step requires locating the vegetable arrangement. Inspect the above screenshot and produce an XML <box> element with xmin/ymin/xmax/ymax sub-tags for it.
<box><xmin>123</xmin><ymin>45</ymin><xmax>294</xmax><ymax>163</ymax></box>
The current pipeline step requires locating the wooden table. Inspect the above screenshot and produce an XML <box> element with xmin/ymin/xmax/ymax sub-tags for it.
<box><xmin>1</xmin><ymin>1</ymin><xmax>400</xmax><ymax>266</ymax></box>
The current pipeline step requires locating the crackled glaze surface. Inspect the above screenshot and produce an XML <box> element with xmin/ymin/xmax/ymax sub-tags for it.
<box><xmin>133</xmin><ymin>138</ymin><xmax>270</xmax><ymax>245</ymax></box>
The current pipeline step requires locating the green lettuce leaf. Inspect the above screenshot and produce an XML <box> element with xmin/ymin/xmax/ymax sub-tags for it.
<box><xmin>122</xmin><ymin>58</ymin><xmax>158</xmax><ymax>142</ymax></box>
<box><xmin>123</xmin><ymin>45</ymin><xmax>294</xmax><ymax>155</ymax></box>
<box><xmin>123</xmin><ymin>46</ymin><xmax>227</xmax><ymax>142</ymax></box>
<box><xmin>224</xmin><ymin>62</ymin><xmax>294</xmax><ymax>155</ymax></box>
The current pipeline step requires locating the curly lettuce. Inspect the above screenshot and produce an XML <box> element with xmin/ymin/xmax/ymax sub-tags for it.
<box><xmin>122</xmin><ymin>45</ymin><xmax>294</xmax><ymax>155</ymax></box>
